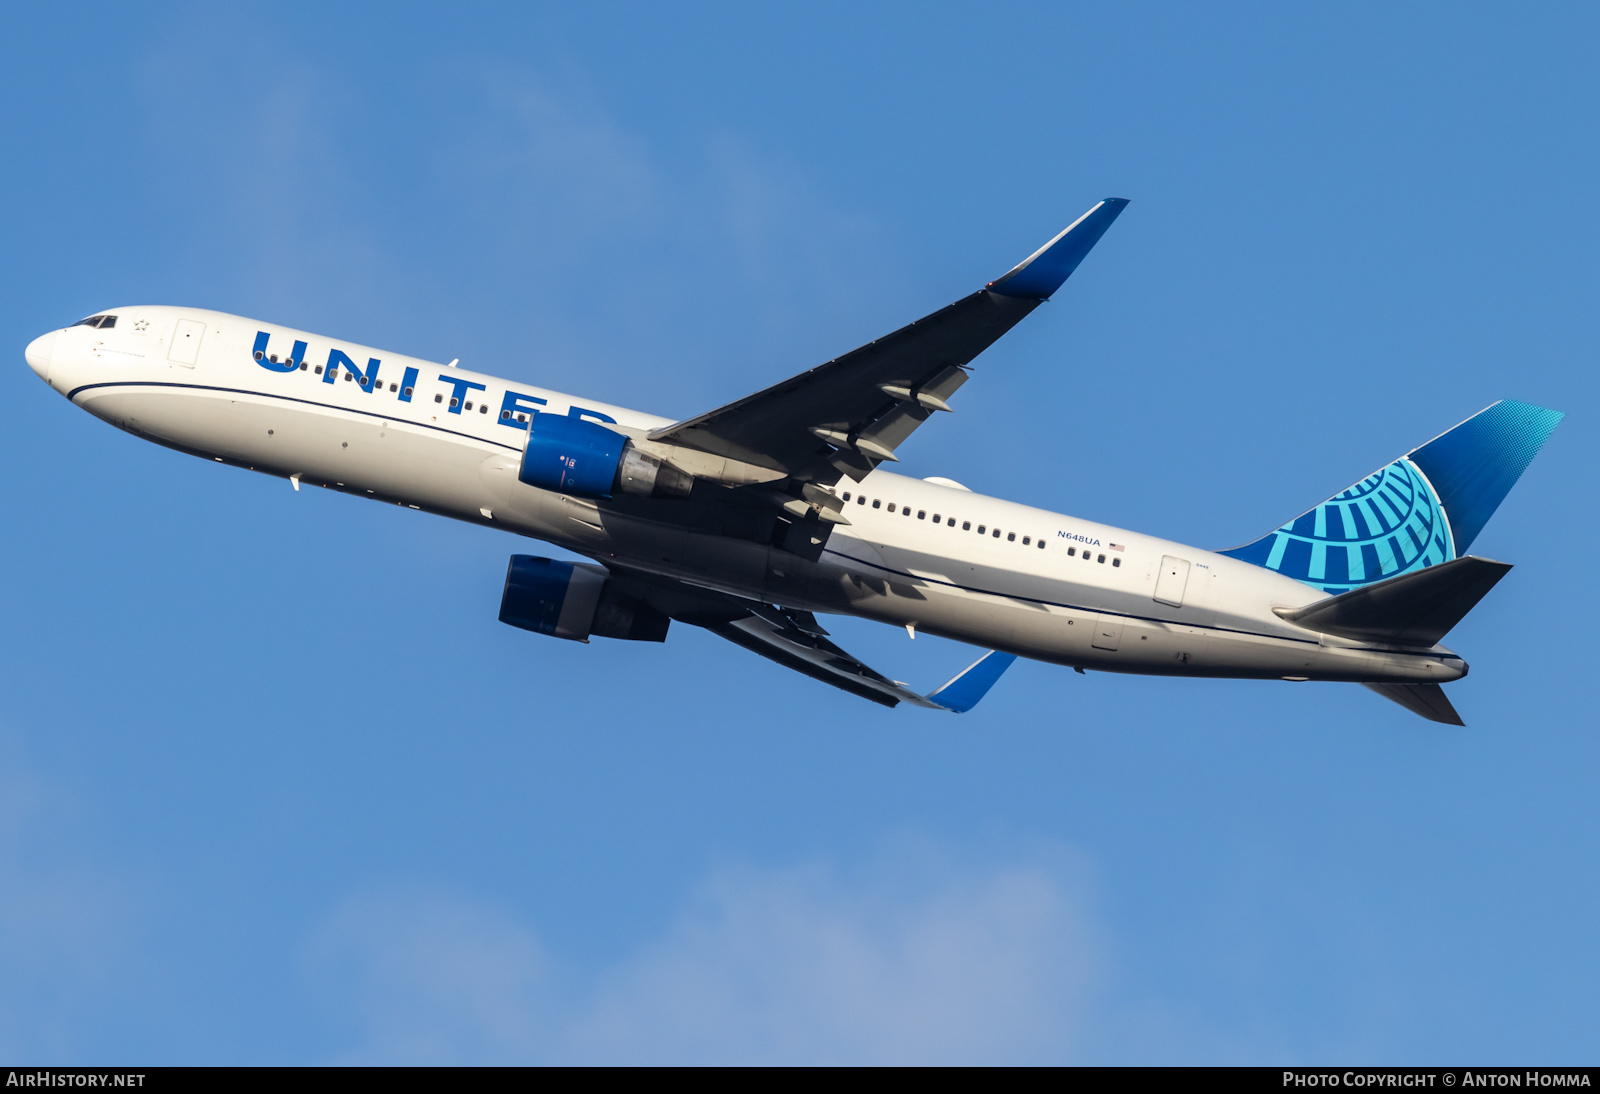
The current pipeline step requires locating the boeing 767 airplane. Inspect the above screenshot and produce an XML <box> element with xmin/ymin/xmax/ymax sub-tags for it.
<box><xmin>24</xmin><ymin>199</ymin><xmax>1562</xmax><ymax>723</ymax></box>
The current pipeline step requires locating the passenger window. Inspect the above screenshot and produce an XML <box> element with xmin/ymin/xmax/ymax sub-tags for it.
<box><xmin>918</xmin><ymin>510</ymin><xmax>926</xmax><ymax>519</ymax></box>
<box><xmin>254</xmin><ymin>350</ymin><xmax>264</xmax><ymax>361</ymax></box>
<box><xmin>977</xmin><ymin>525</ymin><xmax>986</xmax><ymax>534</ymax></box>
<box><xmin>992</xmin><ymin>529</ymin><xmax>1001</xmax><ymax>538</ymax></box>
<box><xmin>1097</xmin><ymin>554</ymin><xmax>1106</xmax><ymax>563</ymax></box>
<box><xmin>962</xmin><ymin>521</ymin><xmax>970</xmax><ymax>530</ymax></box>
<box><xmin>1037</xmin><ymin>540</ymin><xmax>1046</xmax><ymax>550</ymax></box>
<box><xmin>479</xmin><ymin>404</ymin><xmax>488</xmax><ymax>414</ymax></box>
<box><xmin>932</xmin><ymin>514</ymin><xmax>940</xmax><ymax>522</ymax></box>
<box><xmin>1023</xmin><ymin>536</ymin><xmax>1030</xmax><ymax>545</ymax></box>
<box><xmin>464</xmin><ymin>401</ymin><xmax>473</xmax><ymax>411</ymax></box>
<box><xmin>1007</xmin><ymin>533</ymin><xmax>1016</xmax><ymax>542</ymax></box>
<box><xmin>434</xmin><ymin>394</ymin><xmax>443</xmax><ymax>403</ymax></box>
<box><xmin>887</xmin><ymin>503</ymin><xmax>895</xmax><ymax>513</ymax></box>
<box><xmin>842</xmin><ymin>492</ymin><xmax>851</xmax><ymax>502</ymax></box>
<box><xmin>857</xmin><ymin>495</ymin><xmax>866</xmax><ymax>505</ymax></box>
<box><xmin>1068</xmin><ymin>547</ymin><xmax>1075</xmax><ymax>556</ymax></box>
<box><xmin>516</xmin><ymin>413</ymin><xmax>528</xmax><ymax>422</ymax></box>
<box><xmin>450</xmin><ymin>397</ymin><xmax>459</xmax><ymax>407</ymax></box>
<box><xmin>903</xmin><ymin>507</ymin><xmax>912</xmax><ymax>516</ymax></box>
<box><xmin>872</xmin><ymin>499</ymin><xmax>881</xmax><ymax>509</ymax></box>
<box><xmin>315</xmin><ymin>366</ymin><xmax>323</xmax><ymax>375</ymax></box>
<box><xmin>1112</xmin><ymin>558</ymin><xmax>1121</xmax><ymax>567</ymax></box>
<box><xmin>269</xmin><ymin>354</ymin><xmax>279</xmax><ymax>363</ymax></box>
<box><xmin>948</xmin><ymin>517</ymin><xmax>957</xmax><ymax>526</ymax></box>
<box><xmin>299</xmin><ymin>362</ymin><xmax>308</xmax><ymax>371</ymax></box>
<box><xmin>502</xmin><ymin>410</ymin><xmax>511</xmax><ymax>419</ymax></box>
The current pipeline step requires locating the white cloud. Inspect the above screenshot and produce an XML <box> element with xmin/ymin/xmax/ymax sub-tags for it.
<box><xmin>307</xmin><ymin>840</ymin><xmax>1104</xmax><ymax>1064</ymax></box>
<box><xmin>307</xmin><ymin>886</ymin><xmax>550</xmax><ymax>1065</ymax></box>
<box><xmin>569</xmin><ymin>847</ymin><xmax>1102</xmax><ymax>1064</ymax></box>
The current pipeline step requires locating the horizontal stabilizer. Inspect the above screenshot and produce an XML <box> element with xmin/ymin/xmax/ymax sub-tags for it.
<box><xmin>926</xmin><ymin>650</ymin><xmax>1018</xmax><ymax>713</ymax></box>
<box><xmin>1363</xmin><ymin>682</ymin><xmax>1465</xmax><ymax>726</ymax></box>
<box><xmin>988</xmin><ymin>198</ymin><xmax>1130</xmax><ymax>300</ymax></box>
<box><xmin>1278</xmin><ymin>555</ymin><xmax>1512</xmax><ymax>646</ymax></box>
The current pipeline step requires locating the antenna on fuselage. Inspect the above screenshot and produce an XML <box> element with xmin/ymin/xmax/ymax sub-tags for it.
<box><xmin>446</xmin><ymin>358</ymin><xmax>459</xmax><ymax>368</ymax></box>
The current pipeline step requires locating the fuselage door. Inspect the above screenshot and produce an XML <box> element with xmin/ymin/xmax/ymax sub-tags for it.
<box><xmin>168</xmin><ymin>319</ymin><xmax>206</xmax><ymax>367</ymax></box>
<box><xmin>1154</xmin><ymin>555</ymin><xmax>1191</xmax><ymax>607</ymax></box>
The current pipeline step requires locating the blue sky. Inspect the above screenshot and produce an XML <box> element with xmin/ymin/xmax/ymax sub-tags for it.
<box><xmin>2</xmin><ymin>2</ymin><xmax>1597</xmax><ymax>1064</ymax></box>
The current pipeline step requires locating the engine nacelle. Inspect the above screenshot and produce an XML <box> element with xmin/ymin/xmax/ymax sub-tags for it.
<box><xmin>518</xmin><ymin>414</ymin><xmax>692</xmax><ymax>500</ymax></box>
<box><xmin>498</xmin><ymin>555</ymin><xmax>670</xmax><ymax>643</ymax></box>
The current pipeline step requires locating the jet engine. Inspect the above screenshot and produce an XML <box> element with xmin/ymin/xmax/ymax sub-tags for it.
<box><xmin>518</xmin><ymin>414</ymin><xmax>693</xmax><ymax>501</ymax></box>
<box><xmin>498</xmin><ymin>555</ymin><xmax>670</xmax><ymax>643</ymax></box>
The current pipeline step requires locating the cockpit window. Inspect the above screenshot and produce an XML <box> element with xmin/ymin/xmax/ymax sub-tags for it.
<box><xmin>69</xmin><ymin>315</ymin><xmax>117</xmax><ymax>329</ymax></box>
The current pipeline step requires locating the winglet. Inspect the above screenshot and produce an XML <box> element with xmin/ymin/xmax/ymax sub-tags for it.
<box><xmin>926</xmin><ymin>650</ymin><xmax>1019</xmax><ymax>713</ymax></box>
<box><xmin>987</xmin><ymin>198</ymin><xmax>1130</xmax><ymax>300</ymax></box>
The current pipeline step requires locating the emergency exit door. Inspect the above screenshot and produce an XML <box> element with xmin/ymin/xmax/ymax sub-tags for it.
<box><xmin>1153</xmin><ymin>555</ymin><xmax>1191</xmax><ymax>607</ymax></box>
<box><xmin>168</xmin><ymin>319</ymin><xmax>206</xmax><ymax>367</ymax></box>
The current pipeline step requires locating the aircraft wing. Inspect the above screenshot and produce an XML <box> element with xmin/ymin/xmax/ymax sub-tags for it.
<box><xmin>648</xmin><ymin>198</ymin><xmax>1129</xmax><ymax>483</ymax></box>
<box><xmin>606</xmin><ymin>566</ymin><xmax>1016</xmax><ymax>710</ymax></box>
<box><xmin>705</xmin><ymin>611</ymin><xmax>939</xmax><ymax>708</ymax></box>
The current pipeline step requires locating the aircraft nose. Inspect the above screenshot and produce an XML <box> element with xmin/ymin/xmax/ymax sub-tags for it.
<box><xmin>24</xmin><ymin>330</ymin><xmax>56</xmax><ymax>382</ymax></box>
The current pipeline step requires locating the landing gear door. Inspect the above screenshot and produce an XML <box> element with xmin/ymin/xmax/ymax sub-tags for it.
<box><xmin>168</xmin><ymin>319</ymin><xmax>206</xmax><ymax>367</ymax></box>
<box><xmin>1154</xmin><ymin>555</ymin><xmax>1191</xmax><ymax>608</ymax></box>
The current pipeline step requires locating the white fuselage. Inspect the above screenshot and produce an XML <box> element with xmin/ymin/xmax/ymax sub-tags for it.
<box><xmin>26</xmin><ymin>306</ymin><xmax>1467</xmax><ymax>686</ymax></box>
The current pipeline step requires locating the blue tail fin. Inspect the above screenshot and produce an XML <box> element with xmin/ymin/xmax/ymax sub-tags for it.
<box><xmin>1221</xmin><ymin>400</ymin><xmax>1562</xmax><ymax>593</ymax></box>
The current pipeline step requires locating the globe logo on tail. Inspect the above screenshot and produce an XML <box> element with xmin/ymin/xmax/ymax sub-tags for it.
<box><xmin>1227</xmin><ymin>457</ymin><xmax>1454</xmax><ymax>594</ymax></box>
